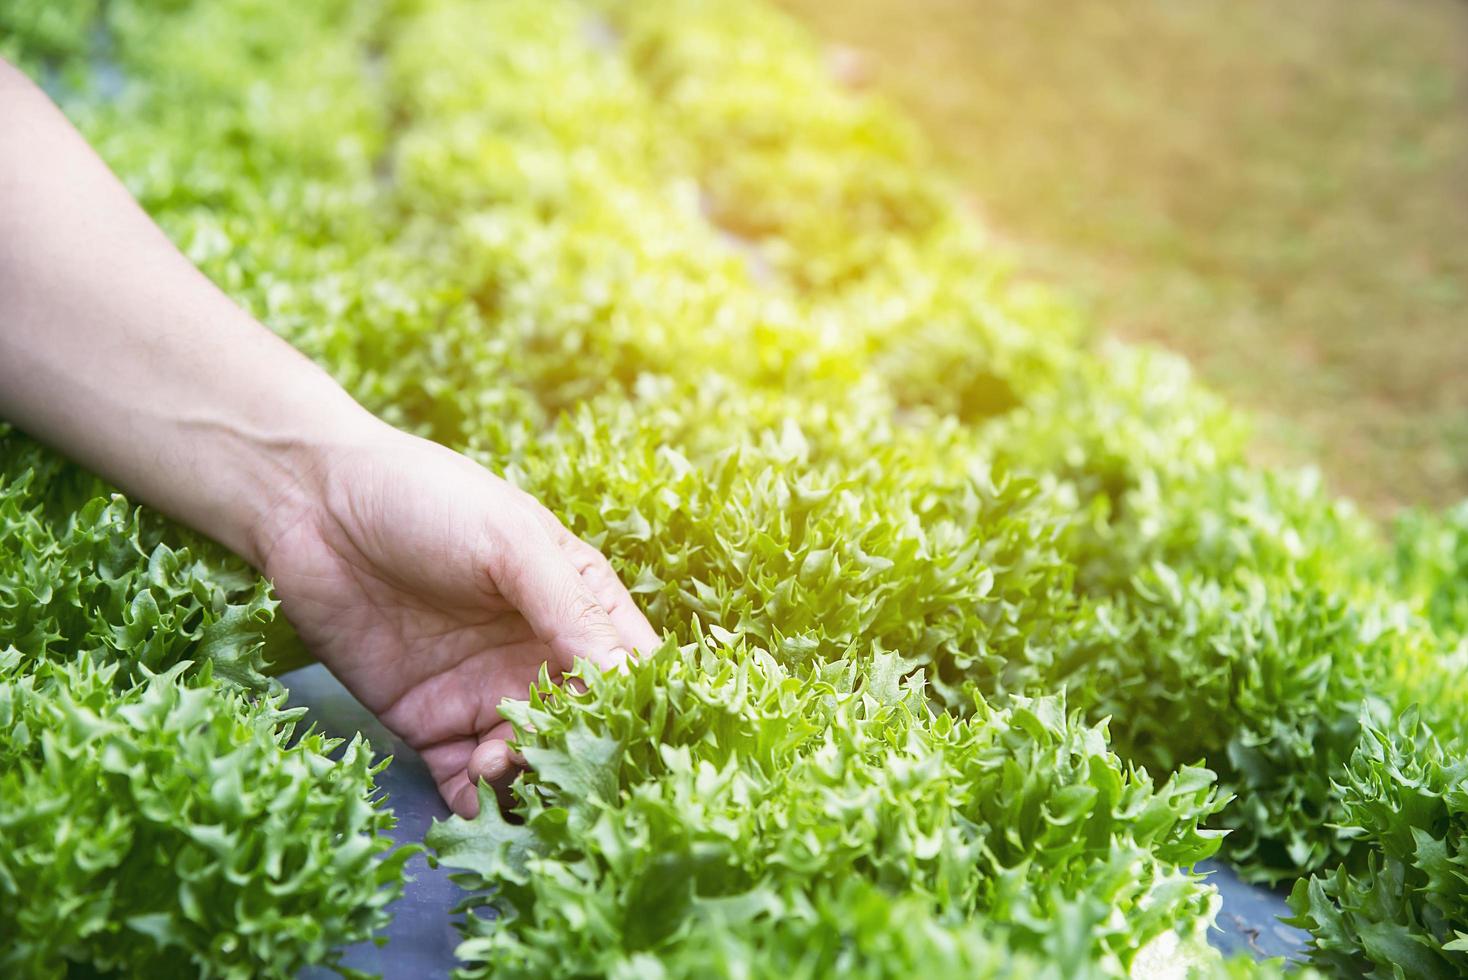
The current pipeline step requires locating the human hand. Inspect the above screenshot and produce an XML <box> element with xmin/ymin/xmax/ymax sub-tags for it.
<box><xmin>0</xmin><ymin>59</ymin><xmax>659</xmax><ymax>819</ymax></box>
<box><xmin>257</xmin><ymin>424</ymin><xmax>659</xmax><ymax>817</ymax></box>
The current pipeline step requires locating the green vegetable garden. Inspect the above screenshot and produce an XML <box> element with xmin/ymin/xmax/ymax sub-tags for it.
<box><xmin>3</xmin><ymin>0</ymin><xmax>1467</xmax><ymax>977</ymax></box>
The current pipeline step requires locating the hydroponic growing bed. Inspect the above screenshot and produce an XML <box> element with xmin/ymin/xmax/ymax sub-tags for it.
<box><xmin>282</xmin><ymin>662</ymin><xmax>1311</xmax><ymax>978</ymax></box>
<box><xmin>2</xmin><ymin>0</ymin><xmax>1467</xmax><ymax>978</ymax></box>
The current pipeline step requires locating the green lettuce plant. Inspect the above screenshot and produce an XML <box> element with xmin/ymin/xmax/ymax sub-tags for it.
<box><xmin>1288</xmin><ymin>711</ymin><xmax>1468</xmax><ymax>978</ymax></box>
<box><xmin>430</xmin><ymin>638</ymin><xmax>1227</xmax><ymax>978</ymax></box>
<box><xmin>6</xmin><ymin>0</ymin><xmax>1466</xmax><ymax>974</ymax></box>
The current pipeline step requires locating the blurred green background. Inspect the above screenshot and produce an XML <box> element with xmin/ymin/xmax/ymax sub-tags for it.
<box><xmin>780</xmin><ymin>0</ymin><xmax>1468</xmax><ymax>516</ymax></box>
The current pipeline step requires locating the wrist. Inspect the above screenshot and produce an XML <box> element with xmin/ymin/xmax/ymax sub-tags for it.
<box><xmin>229</xmin><ymin>389</ymin><xmax>390</xmax><ymax>573</ymax></box>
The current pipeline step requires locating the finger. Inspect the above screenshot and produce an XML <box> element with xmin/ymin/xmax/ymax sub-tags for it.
<box><xmin>468</xmin><ymin>719</ymin><xmax>521</xmax><ymax>779</ymax></box>
<box><xmin>377</xmin><ymin>644</ymin><xmax>550</xmax><ymax>751</ymax></box>
<box><xmin>448</xmin><ymin>774</ymin><xmax>478</xmax><ymax>819</ymax></box>
<box><xmin>488</xmin><ymin>513</ymin><xmax>629</xmax><ymax>673</ymax></box>
<box><xmin>519</xmin><ymin>496</ymin><xmax>661</xmax><ymax>657</ymax></box>
<box><xmin>561</xmin><ymin>535</ymin><xmax>660</xmax><ymax>656</ymax></box>
<box><xmin>468</xmin><ymin>720</ymin><xmax>525</xmax><ymax>814</ymax></box>
<box><xmin>466</xmin><ymin>741</ymin><xmax>520</xmax><ymax>812</ymax></box>
<box><xmin>424</xmin><ymin>724</ymin><xmax>529</xmax><ymax>818</ymax></box>
<box><xmin>426</xmin><ymin>729</ymin><xmax>523</xmax><ymax>818</ymax></box>
<box><xmin>420</xmin><ymin>739</ymin><xmax>480</xmax><ymax>817</ymax></box>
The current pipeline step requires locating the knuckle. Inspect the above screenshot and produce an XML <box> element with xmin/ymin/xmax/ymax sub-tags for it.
<box><xmin>481</xmin><ymin>509</ymin><xmax>542</xmax><ymax>580</ymax></box>
<box><xmin>585</xmin><ymin>552</ymin><xmax>618</xmax><ymax>585</ymax></box>
<box><xmin>563</xmin><ymin>587</ymin><xmax>606</xmax><ymax>627</ymax></box>
<box><xmin>569</xmin><ymin>540</ymin><xmax>616</xmax><ymax>579</ymax></box>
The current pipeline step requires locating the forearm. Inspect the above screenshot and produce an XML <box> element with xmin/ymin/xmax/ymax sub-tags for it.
<box><xmin>0</xmin><ymin>59</ymin><xmax>378</xmax><ymax>568</ymax></box>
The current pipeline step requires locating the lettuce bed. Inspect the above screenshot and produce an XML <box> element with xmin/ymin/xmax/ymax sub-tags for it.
<box><xmin>1</xmin><ymin>0</ymin><xmax>1464</xmax><ymax>977</ymax></box>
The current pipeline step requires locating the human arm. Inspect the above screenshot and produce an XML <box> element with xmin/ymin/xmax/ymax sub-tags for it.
<box><xmin>0</xmin><ymin>58</ymin><xmax>658</xmax><ymax>816</ymax></box>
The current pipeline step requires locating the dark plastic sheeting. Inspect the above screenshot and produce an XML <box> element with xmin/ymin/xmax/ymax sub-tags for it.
<box><xmin>283</xmin><ymin>663</ymin><xmax>1309</xmax><ymax>978</ymax></box>
<box><xmin>286</xmin><ymin>665</ymin><xmax>461</xmax><ymax>979</ymax></box>
<box><xmin>1204</xmin><ymin>861</ymin><xmax>1311</xmax><ymax>962</ymax></box>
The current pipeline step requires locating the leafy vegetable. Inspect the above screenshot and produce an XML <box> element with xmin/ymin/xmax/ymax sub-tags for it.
<box><xmin>5</xmin><ymin>0</ymin><xmax>1466</xmax><ymax>974</ymax></box>
<box><xmin>0</xmin><ymin>651</ymin><xmax>412</xmax><ymax>979</ymax></box>
<box><xmin>1288</xmin><ymin>710</ymin><xmax>1468</xmax><ymax>978</ymax></box>
<box><xmin>1394</xmin><ymin>501</ymin><xmax>1468</xmax><ymax>642</ymax></box>
<box><xmin>0</xmin><ymin>426</ymin><xmax>412</xmax><ymax>977</ymax></box>
<box><xmin>430</xmin><ymin>638</ymin><xmax>1227</xmax><ymax>978</ymax></box>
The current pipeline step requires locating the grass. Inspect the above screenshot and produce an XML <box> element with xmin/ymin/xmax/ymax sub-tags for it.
<box><xmin>778</xmin><ymin>0</ymin><xmax>1468</xmax><ymax>515</ymax></box>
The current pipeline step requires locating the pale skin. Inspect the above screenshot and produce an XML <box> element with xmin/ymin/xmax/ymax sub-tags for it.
<box><xmin>0</xmin><ymin>59</ymin><xmax>659</xmax><ymax>818</ymax></box>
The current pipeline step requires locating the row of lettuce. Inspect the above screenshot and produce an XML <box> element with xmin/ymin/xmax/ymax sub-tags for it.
<box><xmin>2</xmin><ymin>0</ymin><xmax>1466</xmax><ymax>976</ymax></box>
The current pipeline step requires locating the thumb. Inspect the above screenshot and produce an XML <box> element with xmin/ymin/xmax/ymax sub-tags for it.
<box><xmin>488</xmin><ymin>515</ymin><xmax>630</xmax><ymax>673</ymax></box>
